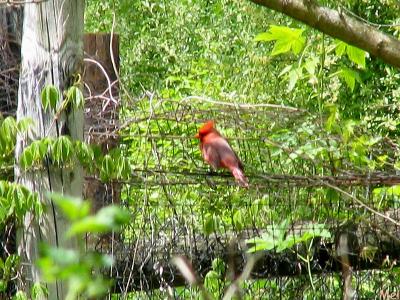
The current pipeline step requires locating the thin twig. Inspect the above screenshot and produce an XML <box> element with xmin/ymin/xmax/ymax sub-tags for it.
<box><xmin>180</xmin><ymin>95</ymin><xmax>304</xmax><ymax>112</ymax></box>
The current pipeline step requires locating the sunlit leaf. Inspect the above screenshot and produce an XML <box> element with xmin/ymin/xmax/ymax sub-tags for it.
<box><xmin>31</xmin><ymin>282</ymin><xmax>48</xmax><ymax>299</ymax></box>
<box><xmin>41</xmin><ymin>85</ymin><xmax>59</xmax><ymax>112</ymax></box>
<box><xmin>17</xmin><ymin>118</ymin><xmax>34</xmax><ymax>134</ymax></box>
<box><xmin>13</xmin><ymin>291</ymin><xmax>28</xmax><ymax>300</ymax></box>
<box><xmin>100</xmin><ymin>155</ymin><xmax>114</xmax><ymax>182</ymax></box>
<box><xmin>19</xmin><ymin>147</ymin><xmax>34</xmax><ymax>170</ymax></box>
<box><xmin>75</xmin><ymin>141</ymin><xmax>95</xmax><ymax>169</ymax></box>
<box><xmin>257</xmin><ymin>25</ymin><xmax>305</xmax><ymax>56</ymax></box>
<box><xmin>67</xmin><ymin>206</ymin><xmax>130</xmax><ymax>236</ymax></box>
<box><xmin>50</xmin><ymin>193</ymin><xmax>90</xmax><ymax>221</ymax></box>
<box><xmin>271</xmin><ymin>39</ymin><xmax>293</xmax><ymax>56</ymax></box>
<box><xmin>335</xmin><ymin>40</ymin><xmax>347</xmax><ymax>56</ymax></box>
<box><xmin>346</xmin><ymin>45</ymin><xmax>366</xmax><ymax>68</ymax></box>
<box><xmin>203</xmin><ymin>213</ymin><xmax>219</xmax><ymax>235</ymax></box>
<box><xmin>67</xmin><ymin>86</ymin><xmax>85</xmax><ymax>109</ymax></box>
<box><xmin>287</xmin><ymin>68</ymin><xmax>302</xmax><ymax>92</ymax></box>
<box><xmin>51</xmin><ymin>136</ymin><xmax>73</xmax><ymax>165</ymax></box>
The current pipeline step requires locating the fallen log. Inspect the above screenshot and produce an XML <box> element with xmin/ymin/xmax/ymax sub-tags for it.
<box><xmin>111</xmin><ymin>210</ymin><xmax>400</xmax><ymax>292</ymax></box>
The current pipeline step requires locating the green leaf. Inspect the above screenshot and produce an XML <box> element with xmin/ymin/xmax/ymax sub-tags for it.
<box><xmin>287</xmin><ymin>68</ymin><xmax>302</xmax><ymax>92</ymax></box>
<box><xmin>257</xmin><ymin>25</ymin><xmax>305</xmax><ymax>56</ymax></box>
<box><xmin>339</xmin><ymin>68</ymin><xmax>361</xmax><ymax>91</ymax></box>
<box><xmin>271</xmin><ymin>39</ymin><xmax>292</xmax><ymax>56</ymax></box>
<box><xmin>116</xmin><ymin>155</ymin><xmax>131</xmax><ymax>179</ymax></box>
<box><xmin>0</xmin><ymin>280</ymin><xmax>6</xmax><ymax>293</ymax></box>
<box><xmin>31</xmin><ymin>282</ymin><xmax>48</xmax><ymax>299</ymax></box>
<box><xmin>67</xmin><ymin>206</ymin><xmax>130</xmax><ymax>236</ymax></box>
<box><xmin>335</xmin><ymin>40</ymin><xmax>367</xmax><ymax>68</ymax></box>
<box><xmin>254</xmin><ymin>32</ymin><xmax>274</xmax><ymax>42</ymax></box>
<box><xmin>346</xmin><ymin>45</ymin><xmax>366</xmax><ymax>68</ymax></box>
<box><xmin>100</xmin><ymin>155</ymin><xmax>114</xmax><ymax>182</ymax></box>
<box><xmin>246</xmin><ymin>238</ymin><xmax>275</xmax><ymax>253</ymax></box>
<box><xmin>211</xmin><ymin>258</ymin><xmax>225</xmax><ymax>275</ymax></box>
<box><xmin>19</xmin><ymin>139</ymin><xmax>51</xmax><ymax>169</ymax></box>
<box><xmin>19</xmin><ymin>147</ymin><xmax>34</xmax><ymax>170</ymax></box>
<box><xmin>0</xmin><ymin>117</ymin><xmax>17</xmax><ymax>144</ymax></box>
<box><xmin>0</xmin><ymin>204</ymin><xmax>8</xmax><ymax>223</ymax></box>
<box><xmin>41</xmin><ymin>85</ymin><xmax>59</xmax><ymax>112</ymax></box>
<box><xmin>38</xmin><ymin>245</ymin><xmax>79</xmax><ymax>274</ymax></box>
<box><xmin>343</xmin><ymin>120</ymin><xmax>357</xmax><ymax>143</ymax></box>
<box><xmin>13</xmin><ymin>291</ymin><xmax>28</xmax><ymax>300</ymax></box>
<box><xmin>17</xmin><ymin>118</ymin><xmax>34</xmax><ymax>134</ymax></box>
<box><xmin>30</xmin><ymin>139</ymin><xmax>50</xmax><ymax>162</ymax></box>
<box><xmin>276</xmin><ymin>236</ymin><xmax>298</xmax><ymax>252</ymax></box>
<box><xmin>326</xmin><ymin>188</ymin><xmax>339</xmax><ymax>202</ymax></box>
<box><xmin>299</xmin><ymin>225</ymin><xmax>331</xmax><ymax>240</ymax></box>
<box><xmin>232</xmin><ymin>210</ymin><xmax>244</xmax><ymax>230</ymax></box>
<box><xmin>33</xmin><ymin>195</ymin><xmax>44</xmax><ymax>217</ymax></box>
<box><xmin>75</xmin><ymin>141</ymin><xmax>95</xmax><ymax>169</ymax></box>
<box><xmin>51</xmin><ymin>136</ymin><xmax>73</xmax><ymax>165</ymax></box>
<box><xmin>86</xmin><ymin>277</ymin><xmax>112</xmax><ymax>298</ymax></box>
<box><xmin>205</xmin><ymin>270</ymin><xmax>219</xmax><ymax>280</ymax></box>
<box><xmin>325</xmin><ymin>103</ymin><xmax>339</xmax><ymax>132</ymax></box>
<box><xmin>291</xmin><ymin>36</ymin><xmax>306</xmax><ymax>55</ymax></box>
<box><xmin>278</xmin><ymin>65</ymin><xmax>292</xmax><ymax>77</ymax></box>
<box><xmin>304</xmin><ymin>57</ymin><xmax>318</xmax><ymax>76</ymax></box>
<box><xmin>67</xmin><ymin>86</ymin><xmax>85</xmax><ymax>109</ymax></box>
<box><xmin>373</xmin><ymin>185</ymin><xmax>400</xmax><ymax>197</ymax></box>
<box><xmin>0</xmin><ymin>121</ymin><xmax>14</xmax><ymax>154</ymax></box>
<box><xmin>4</xmin><ymin>255</ymin><xmax>19</xmax><ymax>274</ymax></box>
<box><xmin>50</xmin><ymin>193</ymin><xmax>90</xmax><ymax>221</ymax></box>
<box><xmin>335</xmin><ymin>40</ymin><xmax>347</xmax><ymax>56</ymax></box>
<box><xmin>203</xmin><ymin>213</ymin><xmax>218</xmax><ymax>235</ymax></box>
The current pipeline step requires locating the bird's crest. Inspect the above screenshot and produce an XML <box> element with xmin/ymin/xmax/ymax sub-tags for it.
<box><xmin>198</xmin><ymin>120</ymin><xmax>215</xmax><ymax>135</ymax></box>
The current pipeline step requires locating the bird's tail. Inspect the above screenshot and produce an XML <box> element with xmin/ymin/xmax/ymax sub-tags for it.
<box><xmin>231</xmin><ymin>167</ymin><xmax>249</xmax><ymax>188</ymax></box>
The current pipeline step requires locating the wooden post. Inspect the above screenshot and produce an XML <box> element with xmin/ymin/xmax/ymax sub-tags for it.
<box><xmin>83</xmin><ymin>33</ymin><xmax>120</xmax><ymax>251</ymax></box>
<box><xmin>0</xmin><ymin>6</ymin><xmax>22</xmax><ymax>118</ymax></box>
<box><xmin>15</xmin><ymin>1</ymin><xmax>84</xmax><ymax>299</ymax></box>
<box><xmin>335</xmin><ymin>222</ymin><xmax>358</xmax><ymax>300</ymax></box>
<box><xmin>0</xmin><ymin>7</ymin><xmax>23</xmax><ymax>267</ymax></box>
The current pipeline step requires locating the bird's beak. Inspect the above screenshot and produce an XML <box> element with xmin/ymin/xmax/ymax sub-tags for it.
<box><xmin>194</xmin><ymin>133</ymin><xmax>200</xmax><ymax>139</ymax></box>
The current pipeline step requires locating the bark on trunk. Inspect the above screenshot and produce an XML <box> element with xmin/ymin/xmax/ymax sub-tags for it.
<box><xmin>15</xmin><ymin>1</ymin><xmax>84</xmax><ymax>299</ymax></box>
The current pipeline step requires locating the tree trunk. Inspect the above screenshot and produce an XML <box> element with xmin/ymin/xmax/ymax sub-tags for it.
<box><xmin>15</xmin><ymin>1</ymin><xmax>84</xmax><ymax>299</ymax></box>
<box><xmin>250</xmin><ymin>0</ymin><xmax>400</xmax><ymax>68</ymax></box>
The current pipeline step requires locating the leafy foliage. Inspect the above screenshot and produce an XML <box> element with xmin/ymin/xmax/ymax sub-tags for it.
<box><xmin>41</xmin><ymin>85</ymin><xmax>59</xmax><ymax>112</ymax></box>
<box><xmin>255</xmin><ymin>25</ymin><xmax>305</xmax><ymax>56</ymax></box>
<box><xmin>0</xmin><ymin>0</ymin><xmax>398</xmax><ymax>299</ymax></box>
<box><xmin>246</xmin><ymin>220</ymin><xmax>331</xmax><ymax>253</ymax></box>
<box><xmin>37</xmin><ymin>193</ymin><xmax>130</xmax><ymax>300</ymax></box>
<box><xmin>0</xmin><ymin>181</ymin><xmax>42</xmax><ymax>225</ymax></box>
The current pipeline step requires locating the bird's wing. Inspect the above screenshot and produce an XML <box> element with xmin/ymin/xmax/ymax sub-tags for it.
<box><xmin>202</xmin><ymin>143</ymin><xmax>221</xmax><ymax>169</ymax></box>
<box><xmin>213</xmin><ymin>138</ymin><xmax>243</xmax><ymax>170</ymax></box>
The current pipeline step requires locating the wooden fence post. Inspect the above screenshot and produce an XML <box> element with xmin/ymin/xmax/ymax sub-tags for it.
<box><xmin>15</xmin><ymin>1</ymin><xmax>84</xmax><ymax>298</ymax></box>
<box><xmin>83</xmin><ymin>33</ymin><xmax>120</xmax><ymax>251</ymax></box>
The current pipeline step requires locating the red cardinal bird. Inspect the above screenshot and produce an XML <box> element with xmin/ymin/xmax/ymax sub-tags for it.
<box><xmin>195</xmin><ymin>120</ymin><xmax>248</xmax><ymax>187</ymax></box>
